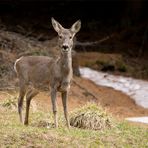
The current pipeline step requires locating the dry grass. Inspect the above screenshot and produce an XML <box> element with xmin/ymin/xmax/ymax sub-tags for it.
<box><xmin>0</xmin><ymin>93</ymin><xmax>17</xmax><ymax>110</ymax></box>
<box><xmin>70</xmin><ymin>103</ymin><xmax>114</xmax><ymax>130</ymax></box>
<box><xmin>0</xmin><ymin>95</ymin><xmax>147</xmax><ymax>147</ymax></box>
<box><xmin>0</xmin><ymin>93</ymin><xmax>37</xmax><ymax>112</ymax></box>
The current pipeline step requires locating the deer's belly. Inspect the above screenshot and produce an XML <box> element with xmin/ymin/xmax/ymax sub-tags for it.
<box><xmin>28</xmin><ymin>73</ymin><xmax>50</xmax><ymax>90</ymax></box>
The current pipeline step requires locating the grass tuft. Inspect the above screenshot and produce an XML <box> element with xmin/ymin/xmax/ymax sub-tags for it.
<box><xmin>0</xmin><ymin>96</ymin><xmax>17</xmax><ymax>110</ymax></box>
<box><xmin>70</xmin><ymin>103</ymin><xmax>114</xmax><ymax>130</ymax></box>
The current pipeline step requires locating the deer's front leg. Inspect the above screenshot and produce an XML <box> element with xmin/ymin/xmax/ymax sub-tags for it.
<box><xmin>62</xmin><ymin>91</ymin><xmax>70</xmax><ymax>128</ymax></box>
<box><xmin>51</xmin><ymin>88</ymin><xmax>58</xmax><ymax>128</ymax></box>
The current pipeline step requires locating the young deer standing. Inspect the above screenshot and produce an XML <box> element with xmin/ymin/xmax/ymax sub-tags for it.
<box><xmin>14</xmin><ymin>18</ymin><xmax>81</xmax><ymax>128</ymax></box>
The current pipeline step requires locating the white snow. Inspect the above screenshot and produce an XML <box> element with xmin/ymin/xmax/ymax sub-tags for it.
<box><xmin>80</xmin><ymin>67</ymin><xmax>148</xmax><ymax>108</ymax></box>
<box><xmin>125</xmin><ymin>117</ymin><xmax>148</xmax><ymax>124</ymax></box>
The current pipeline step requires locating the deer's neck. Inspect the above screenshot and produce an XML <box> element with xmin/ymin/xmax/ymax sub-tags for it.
<box><xmin>60</xmin><ymin>51</ymin><xmax>72</xmax><ymax>68</ymax></box>
<box><xmin>59</xmin><ymin>51</ymin><xmax>72</xmax><ymax>75</ymax></box>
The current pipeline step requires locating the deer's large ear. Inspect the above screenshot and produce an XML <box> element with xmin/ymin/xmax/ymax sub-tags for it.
<box><xmin>51</xmin><ymin>17</ymin><xmax>63</xmax><ymax>33</ymax></box>
<box><xmin>71</xmin><ymin>20</ymin><xmax>81</xmax><ymax>34</ymax></box>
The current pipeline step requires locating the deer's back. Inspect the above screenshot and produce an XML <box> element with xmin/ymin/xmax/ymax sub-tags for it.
<box><xmin>15</xmin><ymin>56</ymin><xmax>54</xmax><ymax>89</ymax></box>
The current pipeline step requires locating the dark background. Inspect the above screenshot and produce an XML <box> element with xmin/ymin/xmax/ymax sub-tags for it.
<box><xmin>0</xmin><ymin>0</ymin><xmax>147</xmax><ymax>30</ymax></box>
<box><xmin>0</xmin><ymin>0</ymin><xmax>148</xmax><ymax>83</ymax></box>
<box><xmin>0</xmin><ymin>0</ymin><xmax>147</xmax><ymax>55</ymax></box>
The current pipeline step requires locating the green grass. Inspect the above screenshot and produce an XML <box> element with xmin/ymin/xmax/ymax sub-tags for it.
<box><xmin>0</xmin><ymin>102</ymin><xmax>147</xmax><ymax>148</ymax></box>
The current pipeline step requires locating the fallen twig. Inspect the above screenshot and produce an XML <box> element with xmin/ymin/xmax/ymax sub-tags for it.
<box><xmin>76</xmin><ymin>34</ymin><xmax>114</xmax><ymax>47</ymax></box>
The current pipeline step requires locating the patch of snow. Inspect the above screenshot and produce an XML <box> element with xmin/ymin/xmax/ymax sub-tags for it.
<box><xmin>80</xmin><ymin>67</ymin><xmax>148</xmax><ymax>108</ymax></box>
<box><xmin>125</xmin><ymin>117</ymin><xmax>148</xmax><ymax>124</ymax></box>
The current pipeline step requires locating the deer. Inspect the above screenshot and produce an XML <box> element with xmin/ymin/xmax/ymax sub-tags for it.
<box><xmin>14</xmin><ymin>17</ymin><xmax>81</xmax><ymax>128</ymax></box>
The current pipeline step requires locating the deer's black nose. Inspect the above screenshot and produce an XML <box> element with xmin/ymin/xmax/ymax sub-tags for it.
<box><xmin>62</xmin><ymin>45</ymin><xmax>69</xmax><ymax>50</ymax></box>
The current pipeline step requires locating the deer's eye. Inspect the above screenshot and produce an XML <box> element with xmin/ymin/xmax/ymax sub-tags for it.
<box><xmin>69</xmin><ymin>36</ymin><xmax>72</xmax><ymax>39</ymax></box>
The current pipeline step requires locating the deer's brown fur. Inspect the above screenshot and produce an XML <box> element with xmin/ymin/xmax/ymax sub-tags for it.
<box><xmin>14</xmin><ymin>18</ymin><xmax>81</xmax><ymax>128</ymax></box>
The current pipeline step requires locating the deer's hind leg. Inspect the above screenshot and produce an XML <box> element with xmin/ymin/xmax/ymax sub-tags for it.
<box><xmin>24</xmin><ymin>88</ymin><xmax>38</xmax><ymax>125</ymax></box>
<box><xmin>18</xmin><ymin>82</ymin><xmax>26</xmax><ymax>123</ymax></box>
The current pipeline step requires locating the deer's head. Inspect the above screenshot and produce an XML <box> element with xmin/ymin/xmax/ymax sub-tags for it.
<box><xmin>51</xmin><ymin>17</ymin><xmax>81</xmax><ymax>53</ymax></box>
